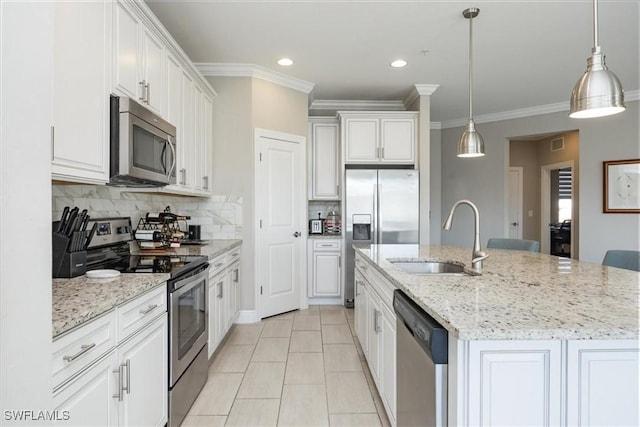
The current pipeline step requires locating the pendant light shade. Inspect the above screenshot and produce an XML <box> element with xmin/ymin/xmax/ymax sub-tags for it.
<box><xmin>569</xmin><ymin>0</ymin><xmax>625</xmax><ymax>118</ymax></box>
<box><xmin>458</xmin><ymin>7</ymin><xmax>485</xmax><ymax>158</ymax></box>
<box><xmin>458</xmin><ymin>119</ymin><xmax>485</xmax><ymax>158</ymax></box>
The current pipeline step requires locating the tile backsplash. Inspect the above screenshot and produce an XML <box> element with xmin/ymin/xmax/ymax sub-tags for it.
<box><xmin>52</xmin><ymin>185</ymin><xmax>242</xmax><ymax>240</ymax></box>
<box><xmin>307</xmin><ymin>200</ymin><xmax>341</xmax><ymax>221</ymax></box>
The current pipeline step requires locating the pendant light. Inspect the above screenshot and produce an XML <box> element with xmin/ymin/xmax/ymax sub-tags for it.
<box><xmin>458</xmin><ymin>7</ymin><xmax>485</xmax><ymax>158</ymax></box>
<box><xmin>570</xmin><ymin>0</ymin><xmax>625</xmax><ymax>118</ymax></box>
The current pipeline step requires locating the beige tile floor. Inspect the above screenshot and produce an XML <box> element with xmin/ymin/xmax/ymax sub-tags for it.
<box><xmin>181</xmin><ymin>306</ymin><xmax>391</xmax><ymax>427</ymax></box>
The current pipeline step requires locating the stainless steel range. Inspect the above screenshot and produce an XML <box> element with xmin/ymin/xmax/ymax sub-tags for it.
<box><xmin>85</xmin><ymin>217</ymin><xmax>209</xmax><ymax>427</ymax></box>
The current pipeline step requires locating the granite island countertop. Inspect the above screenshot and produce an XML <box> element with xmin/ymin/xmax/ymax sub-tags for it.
<box><xmin>53</xmin><ymin>239</ymin><xmax>242</xmax><ymax>338</ymax></box>
<box><xmin>354</xmin><ymin>244</ymin><xmax>640</xmax><ymax>341</ymax></box>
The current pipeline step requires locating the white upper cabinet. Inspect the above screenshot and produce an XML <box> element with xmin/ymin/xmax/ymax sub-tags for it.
<box><xmin>140</xmin><ymin>26</ymin><xmax>165</xmax><ymax>115</ymax></box>
<box><xmin>340</xmin><ymin>112</ymin><xmax>417</xmax><ymax>165</ymax></box>
<box><xmin>309</xmin><ymin>119</ymin><xmax>340</xmax><ymax>200</ymax></box>
<box><xmin>113</xmin><ymin>1</ymin><xmax>165</xmax><ymax>116</ymax></box>
<box><xmin>52</xmin><ymin>1</ymin><xmax>111</xmax><ymax>184</ymax></box>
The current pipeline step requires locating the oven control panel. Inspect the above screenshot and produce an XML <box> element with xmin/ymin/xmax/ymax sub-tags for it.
<box><xmin>86</xmin><ymin>217</ymin><xmax>133</xmax><ymax>249</ymax></box>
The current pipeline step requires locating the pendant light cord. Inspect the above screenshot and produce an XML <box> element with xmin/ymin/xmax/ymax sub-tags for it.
<box><xmin>468</xmin><ymin>12</ymin><xmax>474</xmax><ymax>120</ymax></box>
<box><xmin>593</xmin><ymin>0</ymin><xmax>599</xmax><ymax>49</ymax></box>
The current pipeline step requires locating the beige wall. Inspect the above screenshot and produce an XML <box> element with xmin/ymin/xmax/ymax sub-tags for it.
<box><xmin>253</xmin><ymin>78</ymin><xmax>309</xmax><ymax>136</ymax></box>
<box><xmin>209</xmin><ymin>76</ymin><xmax>308</xmax><ymax>315</ymax></box>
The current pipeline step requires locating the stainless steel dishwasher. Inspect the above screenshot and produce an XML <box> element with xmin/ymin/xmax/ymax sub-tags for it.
<box><xmin>393</xmin><ymin>289</ymin><xmax>448</xmax><ymax>427</ymax></box>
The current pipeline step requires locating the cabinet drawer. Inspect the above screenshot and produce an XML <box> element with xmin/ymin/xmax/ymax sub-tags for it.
<box><xmin>226</xmin><ymin>246</ymin><xmax>241</xmax><ymax>262</ymax></box>
<box><xmin>313</xmin><ymin>240</ymin><xmax>341</xmax><ymax>251</ymax></box>
<box><xmin>208</xmin><ymin>254</ymin><xmax>227</xmax><ymax>278</ymax></box>
<box><xmin>53</xmin><ymin>311</ymin><xmax>117</xmax><ymax>390</ymax></box>
<box><xmin>117</xmin><ymin>285</ymin><xmax>166</xmax><ymax>343</ymax></box>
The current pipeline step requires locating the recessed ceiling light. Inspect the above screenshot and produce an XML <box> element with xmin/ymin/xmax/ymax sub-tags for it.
<box><xmin>277</xmin><ymin>58</ymin><xmax>294</xmax><ymax>66</ymax></box>
<box><xmin>390</xmin><ymin>59</ymin><xmax>407</xmax><ymax>68</ymax></box>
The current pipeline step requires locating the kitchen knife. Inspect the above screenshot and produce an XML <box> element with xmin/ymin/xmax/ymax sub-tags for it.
<box><xmin>64</xmin><ymin>207</ymin><xmax>79</xmax><ymax>236</ymax></box>
<box><xmin>78</xmin><ymin>210</ymin><xmax>89</xmax><ymax>231</ymax></box>
<box><xmin>84</xmin><ymin>222</ymin><xmax>98</xmax><ymax>250</ymax></box>
<box><xmin>65</xmin><ymin>215</ymin><xmax>79</xmax><ymax>238</ymax></box>
<box><xmin>57</xmin><ymin>206</ymin><xmax>70</xmax><ymax>234</ymax></box>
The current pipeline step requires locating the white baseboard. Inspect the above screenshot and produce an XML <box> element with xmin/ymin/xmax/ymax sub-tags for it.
<box><xmin>307</xmin><ymin>297</ymin><xmax>344</xmax><ymax>305</ymax></box>
<box><xmin>234</xmin><ymin>310</ymin><xmax>260</xmax><ymax>324</ymax></box>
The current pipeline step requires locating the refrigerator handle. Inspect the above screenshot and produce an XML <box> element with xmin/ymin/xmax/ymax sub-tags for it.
<box><xmin>373</xmin><ymin>183</ymin><xmax>379</xmax><ymax>244</ymax></box>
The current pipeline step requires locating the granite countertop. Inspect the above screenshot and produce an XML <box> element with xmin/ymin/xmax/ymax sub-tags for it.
<box><xmin>131</xmin><ymin>239</ymin><xmax>242</xmax><ymax>260</ymax></box>
<box><xmin>53</xmin><ymin>239</ymin><xmax>242</xmax><ymax>338</ymax></box>
<box><xmin>52</xmin><ymin>273</ymin><xmax>169</xmax><ymax>338</ymax></box>
<box><xmin>308</xmin><ymin>234</ymin><xmax>342</xmax><ymax>239</ymax></box>
<box><xmin>354</xmin><ymin>244</ymin><xmax>640</xmax><ymax>341</ymax></box>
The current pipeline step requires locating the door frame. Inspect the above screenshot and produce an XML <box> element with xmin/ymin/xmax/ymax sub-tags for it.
<box><xmin>540</xmin><ymin>160</ymin><xmax>574</xmax><ymax>256</ymax></box>
<box><xmin>508</xmin><ymin>166</ymin><xmax>524</xmax><ymax>239</ymax></box>
<box><xmin>254</xmin><ymin>128</ymin><xmax>308</xmax><ymax>319</ymax></box>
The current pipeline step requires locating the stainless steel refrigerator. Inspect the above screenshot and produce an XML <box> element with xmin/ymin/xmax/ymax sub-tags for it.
<box><xmin>344</xmin><ymin>169</ymin><xmax>419</xmax><ymax>307</ymax></box>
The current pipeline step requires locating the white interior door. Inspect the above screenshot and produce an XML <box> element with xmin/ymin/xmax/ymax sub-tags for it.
<box><xmin>508</xmin><ymin>167</ymin><xmax>523</xmax><ymax>239</ymax></box>
<box><xmin>256</xmin><ymin>130</ymin><xmax>305</xmax><ymax>318</ymax></box>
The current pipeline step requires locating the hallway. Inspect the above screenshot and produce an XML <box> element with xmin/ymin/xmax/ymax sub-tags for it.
<box><xmin>182</xmin><ymin>305</ymin><xmax>390</xmax><ymax>427</ymax></box>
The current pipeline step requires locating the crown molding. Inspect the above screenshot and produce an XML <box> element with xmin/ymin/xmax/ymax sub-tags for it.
<box><xmin>195</xmin><ymin>63</ymin><xmax>315</xmax><ymax>94</ymax></box>
<box><xmin>404</xmin><ymin>84</ymin><xmax>440</xmax><ymax>109</ymax></box>
<box><xmin>440</xmin><ymin>90</ymin><xmax>640</xmax><ymax>129</ymax></box>
<box><xmin>430</xmin><ymin>122</ymin><xmax>442</xmax><ymax>130</ymax></box>
<box><xmin>309</xmin><ymin>99</ymin><xmax>406</xmax><ymax>111</ymax></box>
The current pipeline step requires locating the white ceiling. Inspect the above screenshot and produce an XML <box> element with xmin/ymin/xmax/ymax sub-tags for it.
<box><xmin>145</xmin><ymin>0</ymin><xmax>639</xmax><ymax>123</ymax></box>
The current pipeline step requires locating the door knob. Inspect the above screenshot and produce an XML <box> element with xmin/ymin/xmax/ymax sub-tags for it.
<box><xmin>293</xmin><ymin>231</ymin><xmax>301</xmax><ymax>237</ymax></box>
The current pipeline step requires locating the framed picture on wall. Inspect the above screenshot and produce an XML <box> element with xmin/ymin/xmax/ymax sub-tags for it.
<box><xmin>603</xmin><ymin>159</ymin><xmax>640</xmax><ymax>213</ymax></box>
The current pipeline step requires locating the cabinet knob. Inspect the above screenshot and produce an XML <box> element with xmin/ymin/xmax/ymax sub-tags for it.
<box><xmin>293</xmin><ymin>231</ymin><xmax>301</xmax><ymax>237</ymax></box>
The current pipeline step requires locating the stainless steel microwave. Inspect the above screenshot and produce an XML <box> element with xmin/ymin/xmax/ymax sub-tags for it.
<box><xmin>109</xmin><ymin>95</ymin><xmax>177</xmax><ymax>187</ymax></box>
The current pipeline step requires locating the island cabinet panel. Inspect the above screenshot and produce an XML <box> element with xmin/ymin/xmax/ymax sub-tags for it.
<box><xmin>566</xmin><ymin>340</ymin><xmax>639</xmax><ymax>427</ymax></box>
<box><xmin>353</xmin><ymin>253</ymin><xmax>397</xmax><ymax>426</ymax></box>
<box><xmin>450</xmin><ymin>339</ymin><xmax>563</xmax><ymax>427</ymax></box>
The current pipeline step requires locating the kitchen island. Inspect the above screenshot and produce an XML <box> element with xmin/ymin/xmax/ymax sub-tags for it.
<box><xmin>354</xmin><ymin>244</ymin><xmax>639</xmax><ymax>427</ymax></box>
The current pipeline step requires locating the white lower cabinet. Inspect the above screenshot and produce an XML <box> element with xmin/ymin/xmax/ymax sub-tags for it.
<box><xmin>207</xmin><ymin>246</ymin><xmax>242</xmax><ymax>358</ymax></box>
<box><xmin>52</xmin><ymin>294</ymin><xmax>168</xmax><ymax>427</ymax></box>
<box><xmin>53</xmin><ymin>355</ymin><xmax>117</xmax><ymax>426</ymax></box>
<box><xmin>457</xmin><ymin>339</ymin><xmax>563</xmax><ymax>426</ymax></box>
<box><xmin>308</xmin><ymin>239</ymin><xmax>342</xmax><ymax>304</ymax></box>
<box><xmin>566</xmin><ymin>339</ymin><xmax>639</xmax><ymax>427</ymax></box>
<box><xmin>116</xmin><ymin>316</ymin><xmax>168</xmax><ymax>427</ymax></box>
<box><xmin>354</xmin><ymin>254</ymin><xmax>396</xmax><ymax>425</ymax></box>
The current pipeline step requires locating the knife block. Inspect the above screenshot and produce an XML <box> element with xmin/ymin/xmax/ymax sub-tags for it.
<box><xmin>52</xmin><ymin>232</ymin><xmax>87</xmax><ymax>278</ymax></box>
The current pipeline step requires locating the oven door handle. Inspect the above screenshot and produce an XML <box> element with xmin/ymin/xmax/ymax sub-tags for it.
<box><xmin>169</xmin><ymin>264</ymin><xmax>209</xmax><ymax>293</ymax></box>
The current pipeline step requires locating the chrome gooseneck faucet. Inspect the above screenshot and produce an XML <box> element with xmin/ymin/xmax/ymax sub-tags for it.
<box><xmin>443</xmin><ymin>199</ymin><xmax>488</xmax><ymax>271</ymax></box>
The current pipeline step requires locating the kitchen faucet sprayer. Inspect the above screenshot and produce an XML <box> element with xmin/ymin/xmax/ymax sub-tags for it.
<box><xmin>443</xmin><ymin>199</ymin><xmax>488</xmax><ymax>271</ymax></box>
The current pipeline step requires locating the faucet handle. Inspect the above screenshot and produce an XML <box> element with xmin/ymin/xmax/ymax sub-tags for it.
<box><xmin>472</xmin><ymin>250</ymin><xmax>489</xmax><ymax>264</ymax></box>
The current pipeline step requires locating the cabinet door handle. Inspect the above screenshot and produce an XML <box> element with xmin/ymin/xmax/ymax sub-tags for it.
<box><xmin>123</xmin><ymin>359</ymin><xmax>131</xmax><ymax>395</ymax></box>
<box><xmin>234</xmin><ymin>269</ymin><xmax>239</xmax><ymax>283</ymax></box>
<box><xmin>144</xmin><ymin>82</ymin><xmax>150</xmax><ymax>104</ymax></box>
<box><xmin>203</xmin><ymin>176</ymin><xmax>209</xmax><ymax>190</ymax></box>
<box><xmin>180</xmin><ymin>168</ymin><xmax>186</xmax><ymax>185</ymax></box>
<box><xmin>381</xmin><ymin>147</ymin><xmax>384</xmax><ymax>159</ymax></box>
<box><xmin>214</xmin><ymin>262</ymin><xmax>224</xmax><ymax>268</ymax></box>
<box><xmin>139</xmin><ymin>304</ymin><xmax>158</xmax><ymax>315</ymax></box>
<box><xmin>217</xmin><ymin>281</ymin><xmax>223</xmax><ymax>299</ymax></box>
<box><xmin>50</xmin><ymin>126</ymin><xmax>55</xmax><ymax>161</ymax></box>
<box><xmin>373</xmin><ymin>309</ymin><xmax>378</xmax><ymax>333</ymax></box>
<box><xmin>63</xmin><ymin>343</ymin><xmax>96</xmax><ymax>362</ymax></box>
<box><xmin>113</xmin><ymin>364</ymin><xmax>124</xmax><ymax>401</ymax></box>
<box><xmin>138</xmin><ymin>80</ymin><xmax>146</xmax><ymax>102</ymax></box>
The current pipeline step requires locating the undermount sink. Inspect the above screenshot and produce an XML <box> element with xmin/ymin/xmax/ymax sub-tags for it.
<box><xmin>390</xmin><ymin>260</ymin><xmax>469</xmax><ymax>275</ymax></box>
